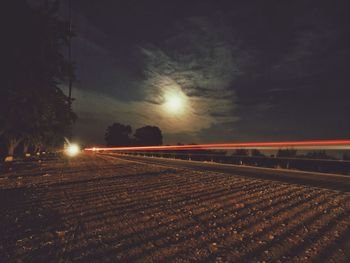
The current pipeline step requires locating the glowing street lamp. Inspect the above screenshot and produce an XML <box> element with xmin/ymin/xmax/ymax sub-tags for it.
<box><xmin>65</xmin><ymin>143</ymin><xmax>80</xmax><ymax>157</ymax></box>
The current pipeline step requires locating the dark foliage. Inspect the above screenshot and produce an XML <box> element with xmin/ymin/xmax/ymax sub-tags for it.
<box><xmin>104</xmin><ymin>123</ymin><xmax>163</xmax><ymax>147</ymax></box>
<box><xmin>134</xmin><ymin>126</ymin><xmax>163</xmax><ymax>146</ymax></box>
<box><xmin>0</xmin><ymin>0</ymin><xmax>76</xmax><ymax>159</ymax></box>
<box><xmin>104</xmin><ymin>123</ymin><xmax>132</xmax><ymax>146</ymax></box>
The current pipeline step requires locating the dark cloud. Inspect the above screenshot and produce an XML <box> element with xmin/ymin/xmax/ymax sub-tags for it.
<box><xmin>54</xmin><ymin>0</ymin><xmax>350</xmax><ymax>144</ymax></box>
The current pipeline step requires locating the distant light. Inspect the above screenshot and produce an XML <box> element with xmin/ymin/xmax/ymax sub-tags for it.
<box><xmin>65</xmin><ymin>143</ymin><xmax>80</xmax><ymax>157</ymax></box>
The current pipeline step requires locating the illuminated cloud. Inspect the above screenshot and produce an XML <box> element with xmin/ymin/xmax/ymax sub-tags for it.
<box><xmin>131</xmin><ymin>17</ymin><xmax>242</xmax><ymax>141</ymax></box>
<box><xmin>63</xmin><ymin>1</ymin><xmax>350</xmax><ymax>144</ymax></box>
<box><xmin>72</xmin><ymin>86</ymin><xmax>238</xmax><ymax>144</ymax></box>
<box><xmin>71</xmin><ymin>17</ymin><xmax>243</xmax><ymax>144</ymax></box>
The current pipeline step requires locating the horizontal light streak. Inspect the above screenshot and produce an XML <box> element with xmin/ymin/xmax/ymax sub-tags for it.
<box><xmin>85</xmin><ymin>139</ymin><xmax>350</xmax><ymax>152</ymax></box>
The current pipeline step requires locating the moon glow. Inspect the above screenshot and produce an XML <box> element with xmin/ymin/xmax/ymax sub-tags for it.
<box><xmin>163</xmin><ymin>89</ymin><xmax>187</xmax><ymax>115</ymax></box>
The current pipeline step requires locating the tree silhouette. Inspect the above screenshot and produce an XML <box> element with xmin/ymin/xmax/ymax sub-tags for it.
<box><xmin>105</xmin><ymin>123</ymin><xmax>132</xmax><ymax>146</ymax></box>
<box><xmin>134</xmin><ymin>126</ymin><xmax>163</xmax><ymax>146</ymax></box>
<box><xmin>0</xmin><ymin>0</ymin><xmax>76</xmax><ymax>159</ymax></box>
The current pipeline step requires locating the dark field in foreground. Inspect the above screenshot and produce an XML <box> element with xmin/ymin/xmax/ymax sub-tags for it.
<box><xmin>0</xmin><ymin>154</ymin><xmax>349</xmax><ymax>262</ymax></box>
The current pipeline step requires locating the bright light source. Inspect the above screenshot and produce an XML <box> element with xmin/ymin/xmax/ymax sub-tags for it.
<box><xmin>65</xmin><ymin>143</ymin><xmax>80</xmax><ymax>157</ymax></box>
<box><xmin>166</xmin><ymin>96</ymin><xmax>182</xmax><ymax>112</ymax></box>
<box><xmin>164</xmin><ymin>89</ymin><xmax>187</xmax><ymax>114</ymax></box>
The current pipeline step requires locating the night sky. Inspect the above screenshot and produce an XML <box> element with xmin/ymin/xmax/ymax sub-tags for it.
<box><xmin>59</xmin><ymin>0</ymin><xmax>350</xmax><ymax>145</ymax></box>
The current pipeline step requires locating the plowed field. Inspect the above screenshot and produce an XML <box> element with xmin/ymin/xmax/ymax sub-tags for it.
<box><xmin>0</xmin><ymin>154</ymin><xmax>349</xmax><ymax>262</ymax></box>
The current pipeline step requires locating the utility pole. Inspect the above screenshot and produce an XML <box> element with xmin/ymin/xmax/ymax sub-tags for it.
<box><xmin>68</xmin><ymin>0</ymin><xmax>73</xmax><ymax>102</ymax></box>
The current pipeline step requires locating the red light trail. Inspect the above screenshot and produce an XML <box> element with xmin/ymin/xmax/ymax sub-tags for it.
<box><xmin>85</xmin><ymin>139</ymin><xmax>350</xmax><ymax>152</ymax></box>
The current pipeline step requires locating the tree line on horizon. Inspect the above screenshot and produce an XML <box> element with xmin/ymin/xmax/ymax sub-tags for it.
<box><xmin>0</xmin><ymin>0</ymin><xmax>76</xmax><ymax>160</ymax></box>
<box><xmin>102</xmin><ymin>124</ymin><xmax>350</xmax><ymax>161</ymax></box>
<box><xmin>104</xmin><ymin>123</ymin><xmax>163</xmax><ymax>147</ymax></box>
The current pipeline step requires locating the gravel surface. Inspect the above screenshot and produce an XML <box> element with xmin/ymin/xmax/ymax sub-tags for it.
<box><xmin>0</xmin><ymin>153</ymin><xmax>349</xmax><ymax>262</ymax></box>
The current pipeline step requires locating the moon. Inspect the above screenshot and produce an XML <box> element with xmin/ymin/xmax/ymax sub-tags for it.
<box><xmin>163</xmin><ymin>89</ymin><xmax>187</xmax><ymax>114</ymax></box>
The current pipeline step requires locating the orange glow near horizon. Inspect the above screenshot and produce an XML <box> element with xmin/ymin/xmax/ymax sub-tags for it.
<box><xmin>84</xmin><ymin>139</ymin><xmax>350</xmax><ymax>152</ymax></box>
